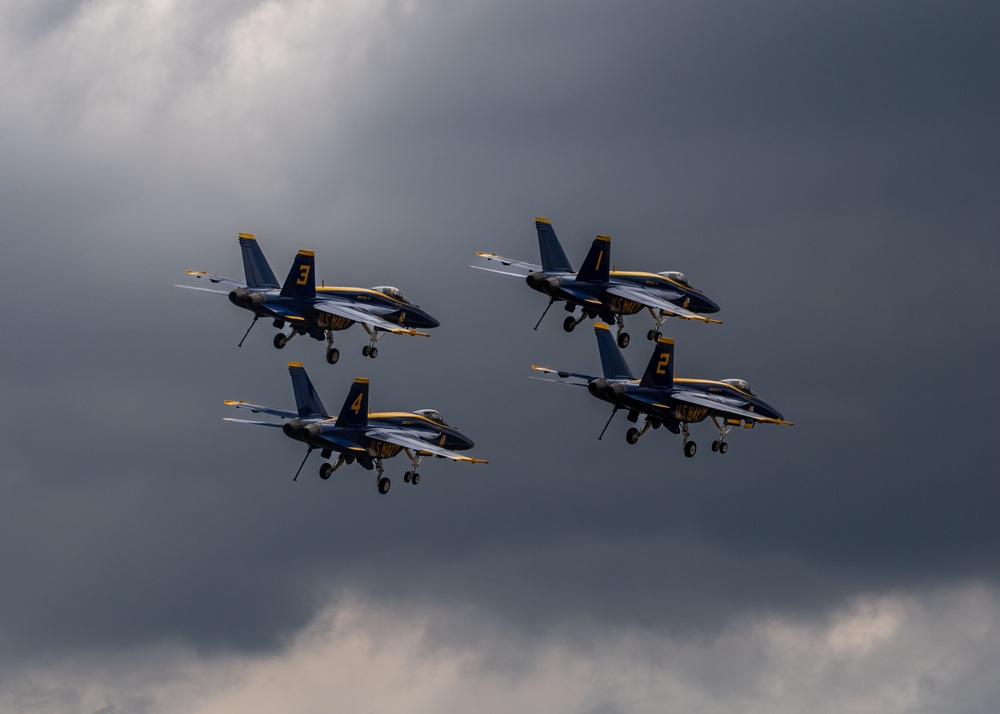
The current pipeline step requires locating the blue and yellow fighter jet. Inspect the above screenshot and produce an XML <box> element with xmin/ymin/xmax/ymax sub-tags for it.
<box><xmin>532</xmin><ymin>324</ymin><xmax>792</xmax><ymax>457</ymax></box>
<box><xmin>224</xmin><ymin>363</ymin><xmax>487</xmax><ymax>494</ymax></box>
<box><xmin>178</xmin><ymin>233</ymin><xmax>439</xmax><ymax>363</ymax></box>
<box><xmin>473</xmin><ymin>218</ymin><xmax>721</xmax><ymax>348</ymax></box>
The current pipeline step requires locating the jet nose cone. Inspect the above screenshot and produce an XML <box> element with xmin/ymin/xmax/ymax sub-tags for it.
<box><xmin>425</xmin><ymin>313</ymin><xmax>441</xmax><ymax>328</ymax></box>
<box><xmin>757</xmin><ymin>400</ymin><xmax>783</xmax><ymax>422</ymax></box>
<box><xmin>456</xmin><ymin>433</ymin><xmax>475</xmax><ymax>450</ymax></box>
<box><xmin>700</xmin><ymin>295</ymin><xmax>721</xmax><ymax>314</ymax></box>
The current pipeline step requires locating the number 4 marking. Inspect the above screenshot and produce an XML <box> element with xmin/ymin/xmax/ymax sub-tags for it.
<box><xmin>350</xmin><ymin>392</ymin><xmax>363</xmax><ymax>414</ymax></box>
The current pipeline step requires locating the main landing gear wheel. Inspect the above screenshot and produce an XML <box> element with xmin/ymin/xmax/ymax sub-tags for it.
<box><xmin>684</xmin><ymin>441</ymin><xmax>697</xmax><ymax>458</ymax></box>
<box><xmin>411</xmin><ymin>472</ymin><xmax>420</xmax><ymax>485</ymax></box>
<box><xmin>326</xmin><ymin>347</ymin><xmax>340</xmax><ymax>364</ymax></box>
<box><xmin>404</xmin><ymin>471</ymin><xmax>411</xmax><ymax>483</ymax></box>
<box><xmin>362</xmin><ymin>345</ymin><xmax>370</xmax><ymax>357</ymax></box>
<box><xmin>626</xmin><ymin>427</ymin><xmax>640</xmax><ymax>445</ymax></box>
<box><xmin>273</xmin><ymin>333</ymin><xmax>288</xmax><ymax>349</ymax></box>
<box><xmin>369</xmin><ymin>347</ymin><xmax>378</xmax><ymax>359</ymax></box>
<box><xmin>647</xmin><ymin>329</ymin><xmax>660</xmax><ymax>341</ymax></box>
<box><xmin>719</xmin><ymin>442</ymin><xmax>728</xmax><ymax>454</ymax></box>
<box><xmin>617</xmin><ymin>332</ymin><xmax>630</xmax><ymax>348</ymax></box>
<box><xmin>563</xmin><ymin>316</ymin><xmax>577</xmax><ymax>333</ymax></box>
<box><xmin>377</xmin><ymin>477</ymin><xmax>391</xmax><ymax>495</ymax></box>
<box><xmin>319</xmin><ymin>463</ymin><xmax>333</xmax><ymax>480</ymax></box>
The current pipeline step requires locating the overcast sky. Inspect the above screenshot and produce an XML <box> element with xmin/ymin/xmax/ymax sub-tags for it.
<box><xmin>2</xmin><ymin>1</ymin><xmax>999</xmax><ymax>712</ymax></box>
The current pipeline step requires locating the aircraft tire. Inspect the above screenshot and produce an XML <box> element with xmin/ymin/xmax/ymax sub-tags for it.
<box><xmin>626</xmin><ymin>427</ymin><xmax>640</xmax><ymax>445</ymax></box>
<box><xmin>711</xmin><ymin>440</ymin><xmax>720</xmax><ymax>452</ymax></box>
<box><xmin>563</xmin><ymin>316</ymin><xmax>576</xmax><ymax>332</ymax></box>
<box><xmin>378</xmin><ymin>477</ymin><xmax>391</xmax><ymax>495</ymax></box>
<box><xmin>361</xmin><ymin>345</ymin><xmax>370</xmax><ymax>357</ymax></box>
<box><xmin>319</xmin><ymin>463</ymin><xmax>333</xmax><ymax>480</ymax></box>
<box><xmin>617</xmin><ymin>332</ymin><xmax>630</xmax><ymax>349</ymax></box>
<box><xmin>326</xmin><ymin>348</ymin><xmax>340</xmax><ymax>364</ymax></box>
<box><xmin>411</xmin><ymin>473</ymin><xmax>420</xmax><ymax>485</ymax></box>
<box><xmin>369</xmin><ymin>347</ymin><xmax>378</xmax><ymax>359</ymax></box>
<box><xmin>684</xmin><ymin>441</ymin><xmax>697</xmax><ymax>458</ymax></box>
<box><xmin>719</xmin><ymin>442</ymin><xmax>728</xmax><ymax>454</ymax></box>
<box><xmin>404</xmin><ymin>471</ymin><xmax>411</xmax><ymax>483</ymax></box>
<box><xmin>273</xmin><ymin>333</ymin><xmax>288</xmax><ymax>349</ymax></box>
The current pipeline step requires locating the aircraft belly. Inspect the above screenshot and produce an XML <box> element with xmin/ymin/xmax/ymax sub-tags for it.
<box><xmin>312</xmin><ymin>310</ymin><xmax>356</xmax><ymax>331</ymax></box>
<box><xmin>607</xmin><ymin>295</ymin><xmax>644</xmax><ymax>315</ymax></box>
<box><xmin>670</xmin><ymin>400</ymin><xmax>712</xmax><ymax>423</ymax></box>
<box><xmin>367</xmin><ymin>440</ymin><xmax>403</xmax><ymax>459</ymax></box>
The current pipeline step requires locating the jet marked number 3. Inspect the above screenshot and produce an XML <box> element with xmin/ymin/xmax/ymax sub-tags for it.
<box><xmin>296</xmin><ymin>264</ymin><xmax>311</xmax><ymax>285</ymax></box>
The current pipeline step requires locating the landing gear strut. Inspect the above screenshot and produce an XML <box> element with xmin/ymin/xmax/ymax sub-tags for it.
<box><xmin>710</xmin><ymin>415</ymin><xmax>731</xmax><ymax>454</ymax></box>
<box><xmin>361</xmin><ymin>325</ymin><xmax>382</xmax><ymax>359</ymax></box>
<box><xmin>563</xmin><ymin>311</ymin><xmax>588</xmax><ymax>333</ymax></box>
<box><xmin>682</xmin><ymin>423</ymin><xmax>697</xmax><ymax>458</ymax></box>
<box><xmin>374</xmin><ymin>457</ymin><xmax>390</xmax><ymax>494</ymax></box>
<box><xmin>403</xmin><ymin>448</ymin><xmax>424</xmax><ymax>486</ymax></box>
<box><xmin>319</xmin><ymin>455</ymin><xmax>347</xmax><ymax>480</ymax></box>
<box><xmin>325</xmin><ymin>331</ymin><xmax>339</xmax><ymax>364</ymax></box>
<box><xmin>646</xmin><ymin>307</ymin><xmax>670</xmax><ymax>341</ymax></box>
<box><xmin>615</xmin><ymin>314</ymin><xmax>630</xmax><ymax>348</ymax></box>
<box><xmin>625</xmin><ymin>419</ymin><xmax>652</xmax><ymax>445</ymax></box>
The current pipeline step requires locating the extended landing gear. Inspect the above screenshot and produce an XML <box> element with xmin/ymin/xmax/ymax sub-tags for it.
<box><xmin>625</xmin><ymin>420</ymin><xmax>652</xmax><ymax>445</ymax></box>
<box><xmin>563</xmin><ymin>313</ymin><xmax>588</xmax><ymax>333</ymax></box>
<box><xmin>325</xmin><ymin>331</ymin><xmax>340</xmax><ymax>364</ymax></box>
<box><xmin>710</xmin><ymin>415</ymin><xmax>731</xmax><ymax>455</ymax></box>
<box><xmin>402</xmin><ymin>448</ymin><xmax>424</xmax><ymax>486</ymax></box>
<box><xmin>319</xmin><ymin>455</ymin><xmax>349</xmax><ymax>480</ymax></box>
<box><xmin>614</xmin><ymin>314</ymin><xmax>630</xmax><ymax>348</ymax></box>
<box><xmin>682</xmin><ymin>423</ymin><xmax>696</xmax><ymax>458</ymax></box>
<box><xmin>372</xmin><ymin>457</ymin><xmax>390</xmax><ymax>494</ymax></box>
<box><xmin>361</xmin><ymin>325</ymin><xmax>382</xmax><ymax>359</ymax></box>
<box><xmin>273</xmin><ymin>326</ymin><xmax>305</xmax><ymax>350</ymax></box>
<box><xmin>646</xmin><ymin>307</ymin><xmax>670</xmax><ymax>341</ymax></box>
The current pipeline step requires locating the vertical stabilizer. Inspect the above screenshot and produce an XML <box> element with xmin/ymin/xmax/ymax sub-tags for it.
<box><xmin>639</xmin><ymin>337</ymin><xmax>675</xmax><ymax>389</ymax></box>
<box><xmin>238</xmin><ymin>233</ymin><xmax>280</xmax><ymax>289</ymax></box>
<box><xmin>535</xmin><ymin>218</ymin><xmax>574</xmax><ymax>273</ymax></box>
<box><xmin>336</xmin><ymin>379</ymin><xmax>370</xmax><ymax>429</ymax></box>
<box><xmin>575</xmin><ymin>235</ymin><xmax>611</xmax><ymax>283</ymax></box>
<box><xmin>288</xmin><ymin>363</ymin><xmax>328</xmax><ymax>418</ymax></box>
<box><xmin>594</xmin><ymin>323</ymin><xmax>634</xmax><ymax>380</ymax></box>
<box><xmin>279</xmin><ymin>250</ymin><xmax>316</xmax><ymax>298</ymax></box>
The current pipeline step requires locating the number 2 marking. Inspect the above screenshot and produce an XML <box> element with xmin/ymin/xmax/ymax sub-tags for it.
<box><xmin>656</xmin><ymin>352</ymin><xmax>671</xmax><ymax>375</ymax></box>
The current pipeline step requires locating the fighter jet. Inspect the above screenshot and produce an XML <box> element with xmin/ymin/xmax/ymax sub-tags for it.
<box><xmin>532</xmin><ymin>323</ymin><xmax>792</xmax><ymax>457</ymax></box>
<box><xmin>224</xmin><ymin>363</ymin><xmax>487</xmax><ymax>494</ymax></box>
<box><xmin>178</xmin><ymin>233</ymin><xmax>439</xmax><ymax>363</ymax></box>
<box><xmin>473</xmin><ymin>218</ymin><xmax>721</xmax><ymax>348</ymax></box>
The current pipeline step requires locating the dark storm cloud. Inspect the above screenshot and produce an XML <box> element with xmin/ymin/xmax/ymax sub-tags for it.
<box><xmin>1</xmin><ymin>3</ymin><xmax>998</xmax><ymax>701</ymax></box>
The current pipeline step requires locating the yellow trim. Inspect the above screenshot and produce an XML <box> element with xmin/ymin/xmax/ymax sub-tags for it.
<box><xmin>297</xmin><ymin>249</ymin><xmax>315</xmax><ymax>257</ymax></box>
<box><xmin>354</xmin><ymin>378</ymin><xmax>370</xmax><ymax>384</ymax></box>
<box><xmin>285</xmin><ymin>315</ymin><xmax>305</xmax><ymax>322</ymax></box>
<box><xmin>224</xmin><ymin>400</ymin><xmax>245</xmax><ymax>405</ymax></box>
<box><xmin>594</xmin><ymin>322</ymin><xmax>610</xmax><ymax>330</ymax></box>
<box><xmin>531</xmin><ymin>365</ymin><xmax>552</xmax><ymax>371</ymax></box>
<box><xmin>238</xmin><ymin>233</ymin><xmax>255</xmax><ymax>240</ymax></box>
<box><xmin>535</xmin><ymin>217</ymin><xmax>550</xmax><ymax>224</ymax></box>
<box><xmin>657</xmin><ymin>336</ymin><xmax>674</xmax><ymax>345</ymax></box>
<box><xmin>595</xmin><ymin>235</ymin><xmax>611</xmax><ymax>243</ymax></box>
<box><xmin>288</xmin><ymin>362</ymin><xmax>303</xmax><ymax>368</ymax></box>
<box><xmin>476</xmin><ymin>251</ymin><xmax>500</xmax><ymax>257</ymax></box>
<box><xmin>185</xmin><ymin>270</ymin><xmax>207</xmax><ymax>275</ymax></box>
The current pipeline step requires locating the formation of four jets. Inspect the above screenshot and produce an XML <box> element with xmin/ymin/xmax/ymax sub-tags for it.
<box><xmin>179</xmin><ymin>219</ymin><xmax>792</xmax><ymax>495</ymax></box>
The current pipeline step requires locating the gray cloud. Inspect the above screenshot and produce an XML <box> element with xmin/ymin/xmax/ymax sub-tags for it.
<box><xmin>1</xmin><ymin>0</ymin><xmax>998</xmax><ymax>706</ymax></box>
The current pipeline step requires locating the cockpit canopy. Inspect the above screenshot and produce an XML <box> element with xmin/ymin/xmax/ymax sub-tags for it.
<box><xmin>721</xmin><ymin>378</ymin><xmax>756</xmax><ymax>396</ymax></box>
<box><xmin>414</xmin><ymin>409</ymin><xmax>449</xmax><ymax>426</ymax></box>
<box><xmin>658</xmin><ymin>271</ymin><xmax>690</xmax><ymax>287</ymax></box>
<box><xmin>373</xmin><ymin>285</ymin><xmax>410</xmax><ymax>303</ymax></box>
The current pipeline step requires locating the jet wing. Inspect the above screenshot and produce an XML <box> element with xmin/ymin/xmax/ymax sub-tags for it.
<box><xmin>670</xmin><ymin>390</ymin><xmax>789</xmax><ymax>424</ymax></box>
<box><xmin>224</xmin><ymin>400</ymin><xmax>299</xmax><ymax>420</ymax></box>
<box><xmin>365</xmin><ymin>427</ymin><xmax>489</xmax><ymax>464</ymax></box>
<box><xmin>314</xmin><ymin>299</ymin><xmax>431</xmax><ymax>336</ymax></box>
<box><xmin>181</xmin><ymin>270</ymin><xmax>246</xmax><ymax>291</ymax></box>
<box><xmin>473</xmin><ymin>252</ymin><xmax>543</xmax><ymax>274</ymax></box>
<box><xmin>606</xmin><ymin>284</ymin><xmax>722</xmax><ymax>324</ymax></box>
<box><xmin>175</xmin><ymin>284</ymin><xmax>231</xmax><ymax>296</ymax></box>
<box><xmin>530</xmin><ymin>365</ymin><xmax>597</xmax><ymax>387</ymax></box>
<box><xmin>223</xmin><ymin>417</ymin><xmax>285</xmax><ymax>428</ymax></box>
